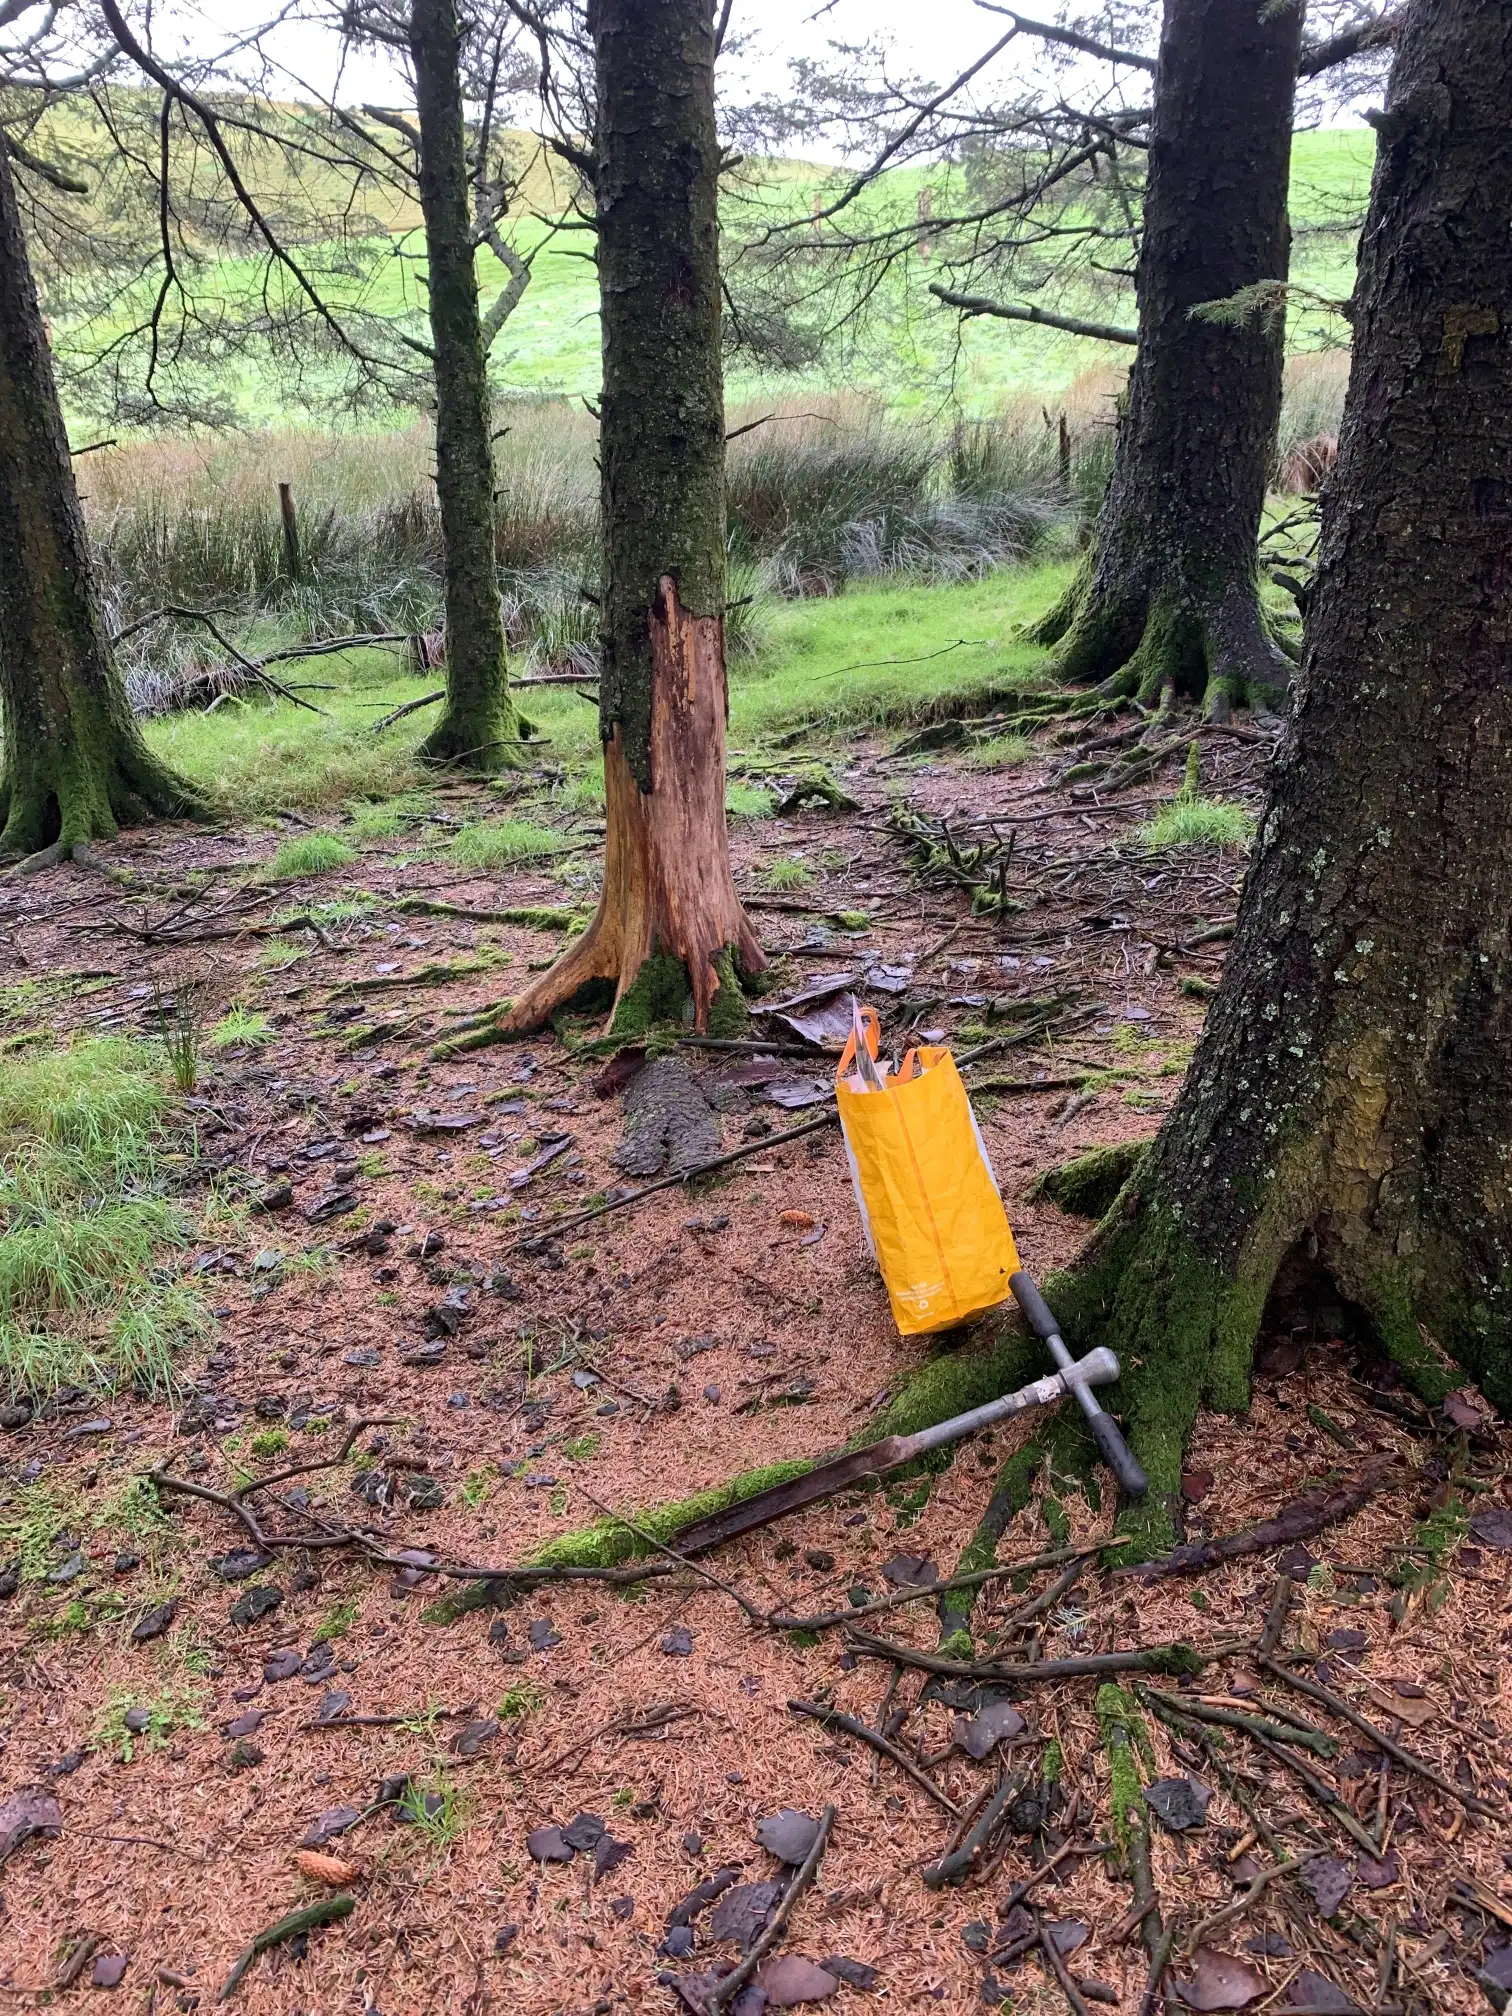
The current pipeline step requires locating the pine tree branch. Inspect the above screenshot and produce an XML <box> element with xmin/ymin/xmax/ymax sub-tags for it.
<box><xmin>929</xmin><ymin>282</ymin><xmax>1137</xmax><ymax>345</ymax></box>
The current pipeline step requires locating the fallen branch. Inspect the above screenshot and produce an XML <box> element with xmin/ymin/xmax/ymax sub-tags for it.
<box><xmin>1036</xmin><ymin>1906</ymin><xmax>1093</xmax><ymax>2016</ymax></box>
<box><xmin>768</xmin><ymin>1544</ymin><xmax>1097</xmax><ymax>1634</ymax></box>
<box><xmin>708</xmin><ymin>1803</ymin><xmax>836</xmax><ymax>2013</ymax></box>
<box><xmin>789</xmin><ymin>1700</ymin><xmax>959</xmax><ymax>1818</ymax></box>
<box><xmin>371</xmin><ymin>688</ymin><xmax>443</xmax><ymax>732</ymax></box>
<box><xmin>1137</xmin><ymin>1687</ymin><xmax>1337</xmax><ymax>1757</ymax></box>
<box><xmin>1257</xmin><ymin>1654</ymin><xmax>1502</xmax><ymax>1818</ymax></box>
<box><xmin>218</xmin><ymin>1895</ymin><xmax>354</xmax><ymax>2000</ymax></box>
<box><xmin>394</xmin><ymin>898</ymin><xmax>580</xmax><ymax>929</ymax></box>
<box><xmin>1183</xmin><ymin>1852</ymin><xmax>1323</xmax><ymax>1952</ymax></box>
<box><xmin>999</xmin><ymin>1828</ymin><xmax>1106</xmax><ymax>1915</ymax></box>
<box><xmin>844</xmin><ymin>1632</ymin><xmax>1210</xmax><ymax>1685</ymax></box>
<box><xmin>923</xmin><ymin>1768</ymin><xmax>1023</xmax><ymax>1887</ymax></box>
<box><xmin>1117</xmin><ymin>1460</ymin><xmax>1393</xmax><ymax>1581</ymax></box>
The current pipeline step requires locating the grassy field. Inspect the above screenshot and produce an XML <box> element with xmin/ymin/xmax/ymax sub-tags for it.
<box><xmin>142</xmin><ymin>562</ymin><xmax>1075</xmax><ymax>819</ymax></box>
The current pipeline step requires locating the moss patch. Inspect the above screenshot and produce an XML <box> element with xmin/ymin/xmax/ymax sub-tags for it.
<box><xmin>1096</xmin><ymin>1682</ymin><xmax>1150</xmax><ymax>1853</ymax></box>
<box><xmin>528</xmin><ymin>1458</ymin><xmax>815</xmax><ymax>1569</ymax></box>
<box><xmin>1029</xmin><ymin>1140</ymin><xmax>1152</xmax><ymax>1219</ymax></box>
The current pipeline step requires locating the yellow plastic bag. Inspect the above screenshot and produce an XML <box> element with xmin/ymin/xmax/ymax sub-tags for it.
<box><xmin>835</xmin><ymin>1004</ymin><xmax>1020</xmax><ymax>1336</ymax></box>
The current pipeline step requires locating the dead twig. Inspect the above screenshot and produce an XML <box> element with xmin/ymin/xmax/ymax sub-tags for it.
<box><xmin>1137</xmin><ymin>1686</ymin><xmax>1337</xmax><ymax>1757</ymax></box>
<box><xmin>574</xmin><ymin>1484</ymin><xmax>765</xmax><ymax>1623</ymax></box>
<box><xmin>923</xmin><ymin>1767</ymin><xmax>1023</xmax><ymax>1888</ymax></box>
<box><xmin>788</xmin><ymin>1699</ymin><xmax>959</xmax><ymax>1818</ymax></box>
<box><xmin>1258</xmin><ymin>1653</ymin><xmax>1502</xmax><ymax>1818</ymax></box>
<box><xmin>844</xmin><ymin>1631</ymin><xmax>1212</xmax><ymax>1684</ymax></box>
<box><xmin>1117</xmin><ymin>1459</ymin><xmax>1393</xmax><ymax>1581</ymax></box>
<box><xmin>1035</xmin><ymin>1907</ymin><xmax>1093</xmax><ymax>2016</ymax></box>
<box><xmin>707</xmin><ymin>1804</ymin><xmax>836</xmax><ymax>2013</ymax></box>
<box><xmin>1183</xmin><ymin>1852</ymin><xmax>1323</xmax><ymax>1952</ymax></box>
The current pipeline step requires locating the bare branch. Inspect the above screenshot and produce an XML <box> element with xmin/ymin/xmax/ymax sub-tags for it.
<box><xmin>929</xmin><ymin>280</ymin><xmax>1137</xmax><ymax>344</ymax></box>
<box><xmin>1299</xmin><ymin>6</ymin><xmax>1404</xmax><ymax>77</ymax></box>
<box><xmin>974</xmin><ymin>1</ymin><xmax>1157</xmax><ymax>73</ymax></box>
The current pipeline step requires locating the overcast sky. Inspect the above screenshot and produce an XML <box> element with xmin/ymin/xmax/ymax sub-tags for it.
<box><xmin>169</xmin><ymin>0</ymin><xmax>1105</xmax><ymax>151</ymax></box>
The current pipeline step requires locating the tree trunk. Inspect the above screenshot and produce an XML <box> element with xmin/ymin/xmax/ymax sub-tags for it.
<box><xmin>408</xmin><ymin>0</ymin><xmax>522</xmax><ymax>772</ymax></box>
<box><xmin>497</xmin><ymin>0</ymin><xmax>763</xmax><ymax>1036</ymax></box>
<box><xmin>0</xmin><ymin>137</ymin><xmax>206</xmax><ymax>868</ymax></box>
<box><xmin>1057</xmin><ymin>0</ymin><xmax>1512</xmax><ymax>1550</ymax></box>
<box><xmin>1033</xmin><ymin>0</ymin><xmax>1302</xmax><ymax>719</ymax></box>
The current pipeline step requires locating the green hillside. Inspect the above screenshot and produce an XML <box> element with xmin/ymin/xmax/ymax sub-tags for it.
<box><xmin>52</xmin><ymin>124</ymin><xmax>1372</xmax><ymax>428</ymax></box>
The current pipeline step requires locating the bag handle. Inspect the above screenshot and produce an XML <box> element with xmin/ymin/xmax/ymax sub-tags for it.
<box><xmin>837</xmin><ymin>1002</ymin><xmax>882</xmax><ymax>1078</ymax></box>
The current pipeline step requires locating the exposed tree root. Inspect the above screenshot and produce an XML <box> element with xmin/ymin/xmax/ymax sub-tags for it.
<box><xmin>0</xmin><ymin>737</ymin><xmax>211</xmax><ymax>871</ymax></box>
<box><xmin>1030</xmin><ymin>556</ymin><xmax>1293</xmax><ymax>725</ymax></box>
<box><xmin>1029</xmin><ymin>1140</ymin><xmax>1152</xmax><ymax>1219</ymax></box>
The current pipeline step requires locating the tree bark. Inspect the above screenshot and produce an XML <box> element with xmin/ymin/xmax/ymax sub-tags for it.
<box><xmin>1056</xmin><ymin>0</ymin><xmax>1512</xmax><ymax>1549</ymax></box>
<box><xmin>497</xmin><ymin>0</ymin><xmax>762</xmax><ymax>1036</ymax></box>
<box><xmin>1032</xmin><ymin>0</ymin><xmax>1302</xmax><ymax>719</ymax></box>
<box><xmin>0</xmin><ymin>136</ymin><xmax>206</xmax><ymax>868</ymax></box>
<box><xmin>408</xmin><ymin>0</ymin><xmax>522</xmax><ymax>772</ymax></box>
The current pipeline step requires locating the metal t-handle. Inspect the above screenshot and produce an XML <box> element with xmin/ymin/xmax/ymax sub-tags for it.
<box><xmin>1011</xmin><ymin>1269</ymin><xmax>1149</xmax><ymax>1497</ymax></box>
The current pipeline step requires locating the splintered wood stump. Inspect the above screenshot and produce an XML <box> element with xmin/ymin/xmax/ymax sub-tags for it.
<box><xmin>499</xmin><ymin>575</ymin><xmax>762</xmax><ymax>1033</ymax></box>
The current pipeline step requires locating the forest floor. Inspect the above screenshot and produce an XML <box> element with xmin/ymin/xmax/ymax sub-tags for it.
<box><xmin>1</xmin><ymin>709</ymin><xmax>1509</xmax><ymax>2016</ymax></box>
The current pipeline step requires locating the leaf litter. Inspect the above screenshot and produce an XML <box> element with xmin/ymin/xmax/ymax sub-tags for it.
<box><xmin>0</xmin><ymin>725</ymin><xmax>1508</xmax><ymax>2012</ymax></box>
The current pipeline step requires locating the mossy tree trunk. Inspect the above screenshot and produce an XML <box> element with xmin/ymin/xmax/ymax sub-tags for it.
<box><xmin>498</xmin><ymin>0</ymin><xmax>763</xmax><ymax>1035</ymax></box>
<box><xmin>1033</xmin><ymin>0</ymin><xmax>1302</xmax><ymax>719</ymax></box>
<box><xmin>1056</xmin><ymin>0</ymin><xmax>1512</xmax><ymax>1549</ymax></box>
<box><xmin>408</xmin><ymin>0</ymin><xmax>523</xmax><ymax>772</ymax></box>
<box><xmin>0</xmin><ymin>137</ymin><xmax>206</xmax><ymax>868</ymax></box>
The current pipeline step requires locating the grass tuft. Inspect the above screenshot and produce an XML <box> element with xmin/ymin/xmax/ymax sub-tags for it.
<box><xmin>209</xmin><ymin>1006</ymin><xmax>274</xmax><ymax>1050</ymax></box>
<box><xmin>451</xmin><ymin>820</ymin><xmax>564</xmax><ymax>870</ymax></box>
<box><xmin>963</xmin><ymin>733</ymin><xmax>1034</xmax><ymax>770</ymax></box>
<box><xmin>0</xmin><ymin>1039</ymin><xmax>199</xmax><ymax>1396</ymax></box>
<box><xmin>764</xmin><ymin>856</ymin><xmax>814</xmax><ymax>891</ymax></box>
<box><xmin>1138</xmin><ymin>796</ymin><xmax>1253</xmax><ymax>853</ymax></box>
<box><xmin>270</xmin><ymin>832</ymin><xmax>358</xmax><ymax>878</ymax></box>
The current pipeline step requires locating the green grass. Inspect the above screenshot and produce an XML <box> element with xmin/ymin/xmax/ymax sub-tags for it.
<box><xmin>1139</xmin><ymin>796</ymin><xmax>1254</xmax><ymax>852</ymax></box>
<box><xmin>964</xmin><ymin>732</ymin><xmax>1034</xmax><ymax>769</ymax></box>
<box><xmin>0</xmin><ymin>1038</ymin><xmax>201</xmax><ymax>1396</ymax></box>
<box><xmin>451</xmin><ymin>818</ymin><xmax>566</xmax><ymax>870</ymax></box>
<box><xmin>396</xmin><ymin>1772</ymin><xmax>471</xmax><ymax>1850</ymax></box>
<box><xmin>270</xmin><ymin>831</ymin><xmax>358</xmax><ymax>878</ymax></box>
<box><xmin>249</xmin><ymin>1428</ymin><xmax>289</xmax><ymax>1457</ymax></box>
<box><xmin>725</xmin><ymin>781</ymin><xmax>775</xmax><ymax>817</ymax></box>
<box><xmin>764</xmin><ymin>856</ymin><xmax>814</xmax><ymax>891</ymax></box>
<box><xmin>144</xmin><ymin>646</ymin><xmax>425</xmax><ymax>815</ymax></box>
<box><xmin>347</xmin><ymin>792</ymin><xmax>431</xmax><ymax>838</ymax></box>
<box><xmin>140</xmin><ymin>568</ymin><xmax>1070</xmax><ymax>823</ymax></box>
<box><xmin>209</xmin><ymin>1006</ymin><xmax>274</xmax><ymax>1049</ymax></box>
<box><xmin>96</xmin><ymin>1682</ymin><xmax>207</xmax><ymax>1763</ymax></box>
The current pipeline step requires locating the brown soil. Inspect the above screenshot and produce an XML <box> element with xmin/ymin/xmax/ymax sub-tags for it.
<box><xmin>1</xmin><ymin>723</ymin><xmax>1507</xmax><ymax>2015</ymax></box>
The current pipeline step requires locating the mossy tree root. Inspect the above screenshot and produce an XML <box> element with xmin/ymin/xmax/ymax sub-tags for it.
<box><xmin>1031</xmin><ymin>567</ymin><xmax>1293</xmax><ymax>725</ymax></box>
<box><xmin>414</xmin><ymin>693</ymin><xmax>528</xmax><ymax>775</ymax></box>
<box><xmin>1028</xmin><ymin>1140</ymin><xmax>1152</xmax><ymax>1220</ymax></box>
<box><xmin>0</xmin><ymin>729</ymin><xmax>211</xmax><ymax>870</ymax></box>
<box><xmin>1047</xmin><ymin>1170</ymin><xmax>1467</xmax><ymax>1563</ymax></box>
<box><xmin>527</xmin><ymin>1321</ymin><xmax>1048</xmax><ymax>1573</ymax></box>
